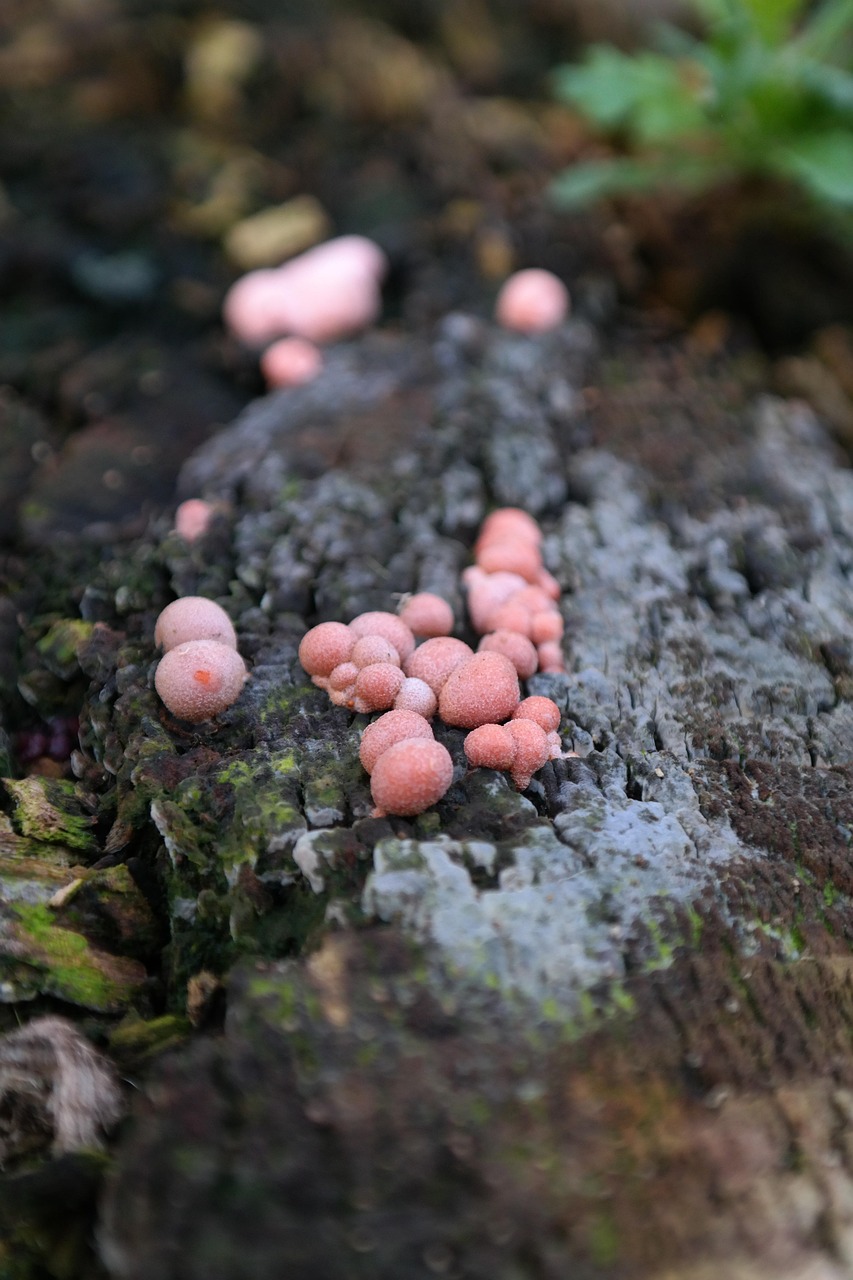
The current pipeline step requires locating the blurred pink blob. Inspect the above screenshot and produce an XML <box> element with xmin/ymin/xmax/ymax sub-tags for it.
<box><xmin>174</xmin><ymin>499</ymin><xmax>214</xmax><ymax>543</ymax></box>
<box><xmin>495</xmin><ymin>269</ymin><xmax>570</xmax><ymax>334</ymax></box>
<box><xmin>260</xmin><ymin>337</ymin><xmax>323</xmax><ymax>388</ymax></box>
<box><xmin>223</xmin><ymin>235</ymin><xmax>387</xmax><ymax>346</ymax></box>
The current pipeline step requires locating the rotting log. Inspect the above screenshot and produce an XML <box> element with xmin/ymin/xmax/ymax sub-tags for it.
<box><xmin>4</xmin><ymin>315</ymin><xmax>853</xmax><ymax>1278</ymax></box>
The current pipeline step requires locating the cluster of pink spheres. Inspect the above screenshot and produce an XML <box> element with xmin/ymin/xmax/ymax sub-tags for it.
<box><xmin>153</xmin><ymin>597</ymin><xmax>248</xmax><ymax>723</ymax></box>
<box><xmin>298</xmin><ymin>509</ymin><xmax>571</xmax><ymax>817</ymax></box>
<box><xmin>223</xmin><ymin>234</ymin><xmax>570</xmax><ymax>391</ymax></box>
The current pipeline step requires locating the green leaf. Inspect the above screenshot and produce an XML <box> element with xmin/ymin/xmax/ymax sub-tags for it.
<box><xmin>794</xmin><ymin>0</ymin><xmax>853</xmax><ymax>60</ymax></box>
<box><xmin>549</xmin><ymin>158</ymin><xmax>657</xmax><ymax>207</ymax></box>
<box><xmin>770</xmin><ymin>130</ymin><xmax>853</xmax><ymax>204</ymax></box>
<box><xmin>553</xmin><ymin>46</ymin><xmax>707</xmax><ymax>143</ymax></box>
<box><xmin>737</xmin><ymin>0</ymin><xmax>807</xmax><ymax>44</ymax></box>
<box><xmin>550</xmin><ymin>153</ymin><xmax>729</xmax><ymax>207</ymax></box>
<box><xmin>797</xmin><ymin>60</ymin><xmax>853</xmax><ymax>111</ymax></box>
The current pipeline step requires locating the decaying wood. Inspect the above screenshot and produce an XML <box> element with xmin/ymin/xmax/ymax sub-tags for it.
<box><xmin>5</xmin><ymin>315</ymin><xmax>853</xmax><ymax>1277</ymax></box>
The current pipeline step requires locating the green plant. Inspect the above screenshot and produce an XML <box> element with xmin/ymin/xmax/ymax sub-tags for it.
<box><xmin>551</xmin><ymin>0</ymin><xmax>853</xmax><ymax>218</ymax></box>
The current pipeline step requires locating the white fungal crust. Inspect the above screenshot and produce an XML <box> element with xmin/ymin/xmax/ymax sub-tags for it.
<box><xmin>154</xmin><ymin>598</ymin><xmax>237</xmax><ymax>653</ymax></box>
<box><xmin>154</xmin><ymin>640</ymin><xmax>248</xmax><ymax>722</ymax></box>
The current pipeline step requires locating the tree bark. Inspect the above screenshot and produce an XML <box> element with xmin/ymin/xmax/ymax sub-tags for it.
<box><xmin>5</xmin><ymin>316</ymin><xmax>853</xmax><ymax>1278</ymax></box>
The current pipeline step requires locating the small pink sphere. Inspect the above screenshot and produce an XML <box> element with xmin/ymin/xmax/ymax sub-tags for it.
<box><xmin>403</xmin><ymin>637</ymin><xmax>473</xmax><ymax>694</ymax></box>
<box><xmin>478</xmin><ymin>508</ymin><xmax>543</xmax><ymax>547</ymax></box>
<box><xmin>222</xmin><ymin>268</ymin><xmax>288</xmax><ymax>346</ymax></box>
<box><xmin>393</xmin><ymin>677</ymin><xmax>438</xmax><ymax>718</ymax></box>
<box><xmin>506</xmin><ymin>717</ymin><xmax>551</xmax><ymax>790</ymax></box>
<box><xmin>352</xmin><ymin>662</ymin><xmax>405</xmax><ymax>713</ymax></box>
<box><xmin>349</xmin><ymin>612</ymin><xmax>416</xmax><ymax>664</ymax></box>
<box><xmin>530</xmin><ymin>610</ymin><xmax>564</xmax><ymax>644</ymax></box>
<box><xmin>438</xmin><ymin>651</ymin><xmax>520</xmax><ymax>729</ymax></box>
<box><xmin>351</xmin><ymin>635</ymin><xmax>401</xmax><ymax>669</ymax></box>
<box><xmin>154</xmin><ymin>597</ymin><xmax>237</xmax><ymax>653</ymax></box>
<box><xmin>495</xmin><ymin>269</ymin><xmax>570</xmax><ymax>335</ymax></box>
<box><xmin>398</xmin><ymin>592</ymin><xmax>454</xmax><ymax>639</ymax></box>
<box><xmin>260</xmin><ymin>337</ymin><xmax>322</xmax><ymax>388</ymax></box>
<box><xmin>513</xmin><ymin>696</ymin><xmax>561</xmax><ymax>734</ymax></box>
<box><xmin>537</xmin><ymin>640</ymin><xmax>565</xmax><ymax>673</ymax></box>
<box><xmin>173</xmin><ymin>499</ymin><xmax>215</xmax><ymax>543</ymax></box>
<box><xmin>359</xmin><ymin>709</ymin><xmax>434</xmax><ymax>775</ymax></box>
<box><xmin>370</xmin><ymin>738</ymin><xmax>454</xmax><ymax>817</ymax></box>
<box><xmin>536</xmin><ymin>567</ymin><xmax>561</xmax><ymax>600</ymax></box>
<box><xmin>464</xmin><ymin>723</ymin><xmax>516</xmax><ymax>772</ymax></box>
<box><xmin>328</xmin><ymin>662</ymin><xmax>359</xmax><ymax>691</ymax></box>
<box><xmin>486</xmin><ymin>600</ymin><xmax>533</xmax><ymax>638</ymax></box>
<box><xmin>463</xmin><ymin>567</ymin><xmax>529</xmax><ymax>633</ymax></box>
<box><xmin>476</xmin><ymin>540</ymin><xmax>542</xmax><ymax>583</ymax></box>
<box><xmin>298</xmin><ymin>622</ymin><xmax>354</xmax><ymax>678</ymax></box>
<box><xmin>223</xmin><ymin>236</ymin><xmax>388</xmax><ymax>347</ymax></box>
<box><xmin>154</xmin><ymin>640</ymin><xmax>248</xmax><ymax>722</ymax></box>
<box><xmin>477</xmin><ymin>630</ymin><xmax>538</xmax><ymax>680</ymax></box>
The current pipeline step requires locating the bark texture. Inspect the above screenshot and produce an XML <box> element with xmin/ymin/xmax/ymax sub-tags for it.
<box><xmin>4</xmin><ymin>315</ymin><xmax>853</xmax><ymax>1278</ymax></box>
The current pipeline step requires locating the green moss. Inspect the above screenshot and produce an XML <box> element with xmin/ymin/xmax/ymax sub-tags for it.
<box><xmin>35</xmin><ymin>618</ymin><xmax>95</xmax><ymax>679</ymax></box>
<box><xmin>3</xmin><ymin>901</ymin><xmax>145</xmax><ymax>1011</ymax></box>
<box><xmin>3</xmin><ymin>776</ymin><xmax>97</xmax><ymax>854</ymax></box>
<box><xmin>588</xmin><ymin>1211</ymin><xmax>620</xmax><ymax>1265</ymax></box>
<box><xmin>109</xmin><ymin>1014</ymin><xmax>191</xmax><ymax>1067</ymax></box>
<box><xmin>214</xmin><ymin>750</ymin><xmax>304</xmax><ymax>876</ymax></box>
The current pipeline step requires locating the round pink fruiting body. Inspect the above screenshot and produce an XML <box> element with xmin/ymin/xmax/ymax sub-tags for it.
<box><xmin>438</xmin><ymin>651</ymin><xmax>520</xmax><ymax>729</ymax></box>
<box><xmin>513</xmin><ymin>696</ymin><xmax>561</xmax><ymax>734</ymax></box>
<box><xmin>397</xmin><ymin>593</ymin><xmax>454</xmax><ymax>639</ymax></box>
<box><xmin>536</xmin><ymin>568</ymin><xmax>561</xmax><ymax>600</ymax></box>
<box><xmin>370</xmin><ymin>738</ymin><xmax>454</xmax><ymax>817</ymax></box>
<box><xmin>506</xmin><ymin>717</ymin><xmax>551</xmax><ymax>790</ymax></box>
<box><xmin>476</xmin><ymin>540</ymin><xmax>542</xmax><ymax>583</ymax></box>
<box><xmin>463</xmin><ymin>567</ymin><xmax>529</xmax><ymax>633</ymax></box>
<box><xmin>463</xmin><ymin>723</ymin><xmax>516</xmax><ymax>772</ymax></box>
<box><xmin>348</xmin><ymin>612</ymin><xmax>415</xmax><ymax>663</ymax></box>
<box><xmin>403</xmin><ymin>636</ymin><xmax>473</xmax><ymax>694</ymax></box>
<box><xmin>477</xmin><ymin>630</ymin><xmax>538</xmax><ymax>680</ymax></box>
<box><xmin>509</xmin><ymin>585</ymin><xmax>554</xmax><ymax>614</ymax></box>
<box><xmin>495</xmin><ymin>269</ymin><xmax>570</xmax><ymax>334</ymax></box>
<box><xmin>393</xmin><ymin>677</ymin><xmax>438</xmax><ymax>718</ymax></box>
<box><xmin>537</xmin><ymin>641</ymin><xmax>565</xmax><ymax>672</ymax></box>
<box><xmin>174</xmin><ymin>499</ymin><xmax>214</xmax><ymax>543</ymax></box>
<box><xmin>260</xmin><ymin>337</ymin><xmax>322</xmax><ymax>388</ymax></box>
<box><xmin>352</xmin><ymin>662</ymin><xmax>405</xmax><ymax>713</ymax></box>
<box><xmin>154</xmin><ymin>640</ymin><xmax>248</xmax><ymax>722</ymax></box>
<box><xmin>329</xmin><ymin>662</ymin><xmax>359</xmax><ymax>691</ymax></box>
<box><xmin>486</xmin><ymin>600</ymin><xmax>533</xmax><ymax>638</ymax></box>
<box><xmin>359</xmin><ymin>709</ymin><xmax>434</xmax><ymax>775</ymax></box>
<box><xmin>298</xmin><ymin>621</ymin><xmax>354</xmax><ymax>678</ymax></box>
<box><xmin>223</xmin><ymin>237</ymin><xmax>388</xmax><ymax>347</ymax></box>
<box><xmin>222</xmin><ymin>268</ymin><xmax>289</xmax><ymax>346</ymax></box>
<box><xmin>547</xmin><ymin>730</ymin><xmax>563</xmax><ymax>758</ymax></box>
<box><xmin>478</xmin><ymin>508</ymin><xmax>543</xmax><ymax>547</ymax></box>
<box><xmin>351</xmin><ymin>635</ymin><xmax>401</xmax><ymax>669</ymax></box>
<box><xmin>154</xmin><ymin>597</ymin><xmax>237</xmax><ymax>653</ymax></box>
<box><xmin>530</xmin><ymin>610</ymin><xmax>564</xmax><ymax>644</ymax></box>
